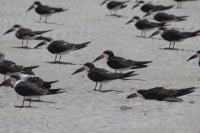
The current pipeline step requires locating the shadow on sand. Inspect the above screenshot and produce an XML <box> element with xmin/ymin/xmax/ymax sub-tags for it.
<box><xmin>13</xmin><ymin>46</ymin><xmax>32</xmax><ymax>49</ymax></box>
<box><xmin>35</xmin><ymin>21</ymin><xmax>59</xmax><ymax>25</ymax></box>
<box><xmin>45</xmin><ymin>61</ymin><xmax>80</xmax><ymax>65</ymax></box>
<box><xmin>107</xmin><ymin>14</ymin><xmax>127</xmax><ymax>18</ymax></box>
<box><xmin>159</xmin><ymin>47</ymin><xmax>196</xmax><ymax>52</ymax></box>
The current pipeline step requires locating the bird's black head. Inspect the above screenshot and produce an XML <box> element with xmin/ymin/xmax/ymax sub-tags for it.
<box><xmin>13</xmin><ymin>24</ymin><xmax>21</xmax><ymax>28</ymax></box>
<box><xmin>23</xmin><ymin>70</ymin><xmax>35</xmax><ymax>75</ymax></box>
<box><xmin>44</xmin><ymin>37</ymin><xmax>53</xmax><ymax>42</ymax></box>
<box><xmin>159</xmin><ymin>27</ymin><xmax>167</xmax><ymax>31</ymax></box>
<box><xmin>197</xmin><ymin>50</ymin><xmax>200</xmax><ymax>54</ymax></box>
<box><xmin>133</xmin><ymin>16</ymin><xmax>140</xmax><ymax>20</ymax></box>
<box><xmin>103</xmin><ymin>50</ymin><xmax>114</xmax><ymax>57</ymax></box>
<box><xmin>34</xmin><ymin>1</ymin><xmax>42</xmax><ymax>6</ymax></box>
<box><xmin>138</xmin><ymin>1</ymin><xmax>145</xmax><ymax>4</ymax></box>
<box><xmin>10</xmin><ymin>75</ymin><xmax>21</xmax><ymax>81</ymax></box>
<box><xmin>0</xmin><ymin>53</ymin><xmax>5</xmax><ymax>58</ymax></box>
<box><xmin>84</xmin><ymin>62</ymin><xmax>95</xmax><ymax>69</ymax></box>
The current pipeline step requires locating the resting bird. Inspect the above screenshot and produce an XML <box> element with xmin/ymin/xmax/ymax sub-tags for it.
<box><xmin>127</xmin><ymin>87</ymin><xmax>196</xmax><ymax>102</ymax></box>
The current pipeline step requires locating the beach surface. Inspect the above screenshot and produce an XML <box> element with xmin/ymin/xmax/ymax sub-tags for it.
<box><xmin>0</xmin><ymin>0</ymin><xmax>200</xmax><ymax>133</ymax></box>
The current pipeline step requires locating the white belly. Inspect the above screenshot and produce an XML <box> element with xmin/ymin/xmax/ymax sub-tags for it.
<box><xmin>24</xmin><ymin>35</ymin><xmax>41</xmax><ymax>40</ymax></box>
<box><xmin>57</xmin><ymin>50</ymin><xmax>73</xmax><ymax>55</ymax></box>
<box><xmin>24</xmin><ymin>95</ymin><xmax>41</xmax><ymax>99</ymax></box>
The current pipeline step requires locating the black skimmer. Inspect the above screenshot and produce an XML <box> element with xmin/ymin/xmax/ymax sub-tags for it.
<box><xmin>0</xmin><ymin>53</ymin><xmax>39</xmax><ymax>80</ymax></box>
<box><xmin>132</xmin><ymin>1</ymin><xmax>174</xmax><ymax>13</ymax></box>
<box><xmin>0</xmin><ymin>75</ymin><xmax>65</xmax><ymax>107</ymax></box>
<box><xmin>149</xmin><ymin>27</ymin><xmax>200</xmax><ymax>49</ymax></box>
<box><xmin>101</xmin><ymin>0</ymin><xmax>130</xmax><ymax>15</ymax></box>
<box><xmin>187</xmin><ymin>50</ymin><xmax>200</xmax><ymax>65</ymax></box>
<box><xmin>27</xmin><ymin>1</ymin><xmax>68</xmax><ymax>23</ymax></box>
<box><xmin>71</xmin><ymin>62</ymin><xmax>138</xmax><ymax>91</ymax></box>
<box><xmin>174</xmin><ymin>0</ymin><xmax>198</xmax><ymax>9</ymax></box>
<box><xmin>143</xmin><ymin>9</ymin><xmax>188</xmax><ymax>22</ymax></box>
<box><xmin>125</xmin><ymin>16</ymin><xmax>168</xmax><ymax>37</ymax></box>
<box><xmin>3</xmin><ymin>24</ymin><xmax>52</xmax><ymax>47</ymax></box>
<box><xmin>127</xmin><ymin>87</ymin><xmax>196</xmax><ymax>102</ymax></box>
<box><xmin>22</xmin><ymin>70</ymin><xmax>61</xmax><ymax>101</ymax></box>
<box><xmin>34</xmin><ymin>38</ymin><xmax>91</xmax><ymax>62</ymax></box>
<box><xmin>93</xmin><ymin>50</ymin><xmax>152</xmax><ymax>73</ymax></box>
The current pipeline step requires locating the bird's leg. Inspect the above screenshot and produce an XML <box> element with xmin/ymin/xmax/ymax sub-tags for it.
<box><xmin>55</xmin><ymin>55</ymin><xmax>57</xmax><ymax>62</ymax></box>
<box><xmin>44</xmin><ymin>17</ymin><xmax>47</xmax><ymax>23</ymax></box>
<box><xmin>38</xmin><ymin>97</ymin><xmax>40</xmax><ymax>101</ymax></box>
<box><xmin>29</xmin><ymin>98</ymin><xmax>32</xmax><ymax>107</ymax></box>
<box><xmin>172</xmin><ymin>42</ymin><xmax>175</xmax><ymax>49</ymax></box>
<box><xmin>22</xmin><ymin>39</ymin><xmax>23</xmax><ymax>47</ymax></box>
<box><xmin>39</xmin><ymin>16</ymin><xmax>41</xmax><ymax>23</ymax></box>
<box><xmin>121</xmin><ymin>71</ymin><xmax>122</xmax><ymax>74</ymax></box>
<box><xmin>94</xmin><ymin>83</ymin><xmax>97</xmax><ymax>91</ymax></box>
<box><xmin>144</xmin><ymin>31</ymin><xmax>146</xmax><ymax>38</ymax></box>
<box><xmin>180</xmin><ymin>2</ymin><xmax>182</xmax><ymax>9</ymax></box>
<box><xmin>169</xmin><ymin>42</ymin><xmax>171</xmax><ymax>49</ymax></box>
<box><xmin>59</xmin><ymin>55</ymin><xmax>61</xmax><ymax>62</ymax></box>
<box><xmin>115</xmin><ymin>70</ymin><xmax>116</xmax><ymax>73</ymax></box>
<box><xmin>141</xmin><ymin>31</ymin><xmax>143</xmax><ymax>37</ymax></box>
<box><xmin>99</xmin><ymin>83</ymin><xmax>102</xmax><ymax>91</ymax></box>
<box><xmin>21</xmin><ymin>98</ymin><xmax>25</xmax><ymax>107</ymax></box>
<box><xmin>26</xmin><ymin>40</ymin><xmax>28</xmax><ymax>47</ymax></box>
<box><xmin>177</xmin><ymin>2</ymin><xmax>179</xmax><ymax>8</ymax></box>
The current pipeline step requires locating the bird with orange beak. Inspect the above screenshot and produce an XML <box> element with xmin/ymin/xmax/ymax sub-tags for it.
<box><xmin>101</xmin><ymin>0</ymin><xmax>129</xmax><ymax>15</ymax></box>
<box><xmin>27</xmin><ymin>1</ymin><xmax>68</xmax><ymax>23</ymax></box>
<box><xmin>71</xmin><ymin>62</ymin><xmax>138</xmax><ymax>91</ymax></box>
<box><xmin>93</xmin><ymin>50</ymin><xmax>152</xmax><ymax>73</ymax></box>
<box><xmin>127</xmin><ymin>87</ymin><xmax>196</xmax><ymax>102</ymax></box>
<box><xmin>187</xmin><ymin>51</ymin><xmax>200</xmax><ymax>66</ymax></box>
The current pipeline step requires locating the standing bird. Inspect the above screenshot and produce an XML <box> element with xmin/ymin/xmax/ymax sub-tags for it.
<box><xmin>149</xmin><ymin>27</ymin><xmax>200</xmax><ymax>49</ymax></box>
<box><xmin>34</xmin><ymin>38</ymin><xmax>91</xmax><ymax>62</ymax></box>
<box><xmin>101</xmin><ymin>0</ymin><xmax>130</xmax><ymax>15</ymax></box>
<box><xmin>132</xmin><ymin>1</ymin><xmax>174</xmax><ymax>13</ymax></box>
<box><xmin>93</xmin><ymin>50</ymin><xmax>152</xmax><ymax>73</ymax></box>
<box><xmin>143</xmin><ymin>9</ymin><xmax>188</xmax><ymax>22</ymax></box>
<box><xmin>0</xmin><ymin>75</ymin><xmax>65</xmax><ymax>107</ymax></box>
<box><xmin>71</xmin><ymin>62</ymin><xmax>138</xmax><ymax>91</ymax></box>
<box><xmin>125</xmin><ymin>16</ymin><xmax>168</xmax><ymax>37</ymax></box>
<box><xmin>26</xmin><ymin>1</ymin><xmax>68</xmax><ymax>23</ymax></box>
<box><xmin>174</xmin><ymin>0</ymin><xmax>198</xmax><ymax>9</ymax></box>
<box><xmin>0</xmin><ymin>53</ymin><xmax>39</xmax><ymax>80</ymax></box>
<box><xmin>187</xmin><ymin>50</ymin><xmax>200</xmax><ymax>65</ymax></box>
<box><xmin>3</xmin><ymin>24</ymin><xmax>52</xmax><ymax>47</ymax></box>
<box><xmin>127</xmin><ymin>87</ymin><xmax>196</xmax><ymax>102</ymax></box>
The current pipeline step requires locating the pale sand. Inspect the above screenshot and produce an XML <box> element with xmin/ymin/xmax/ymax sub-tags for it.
<box><xmin>0</xmin><ymin>0</ymin><xmax>200</xmax><ymax>133</ymax></box>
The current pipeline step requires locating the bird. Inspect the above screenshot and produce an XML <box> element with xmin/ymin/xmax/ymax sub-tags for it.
<box><xmin>3</xmin><ymin>24</ymin><xmax>52</xmax><ymax>47</ymax></box>
<box><xmin>0</xmin><ymin>75</ymin><xmax>65</xmax><ymax>107</ymax></box>
<box><xmin>34</xmin><ymin>37</ymin><xmax>91</xmax><ymax>62</ymax></box>
<box><xmin>187</xmin><ymin>50</ymin><xmax>200</xmax><ymax>65</ymax></box>
<box><xmin>0</xmin><ymin>53</ymin><xmax>39</xmax><ymax>80</ymax></box>
<box><xmin>71</xmin><ymin>62</ymin><xmax>138</xmax><ymax>91</ymax></box>
<box><xmin>143</xmin><ymin>9</ymin><xmax>188</xmax><ymax>22</ymax></box>
<box><xmin>132</xmin><ymin>1</ymin><xmax>174</xmax><ymax>13</ymax></box>
<box><xmin>125</xmin><ymin>16</ymin><xmax>168</xmax><ymax>37</ymax></box>
<box><xmin>149</xmin><ymin>27</ymin><xmax>200</xmax><ymax>49</ymax></box>
<box><xmin>26</xmin><ymin>1</ymin><xmax>68</xmax><ymax>23</ymax></box>
<box><xmin>101</xmin><ymin>0</ymin><xmax>130</xmax><ymax>15</ymax></box>
<box><xmin>174</xmin><ymin>0</ymin><xmax>198</xmax><ymax>9</ymax></box>
<box><xmin>93</xmin><ymin>50</ymin><xmax>152</xmax><ymax>73</ymax></box>
<box><xmin>127</xmin><ymin>87</ymin><xmax>196</xmax><ymax>102</ymax></box>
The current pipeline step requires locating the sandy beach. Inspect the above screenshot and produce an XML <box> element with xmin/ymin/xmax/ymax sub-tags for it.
<box><xmin>0</xmin><ymin>0</ymin><xmax>200</xmax><ymax>132</ymax></box>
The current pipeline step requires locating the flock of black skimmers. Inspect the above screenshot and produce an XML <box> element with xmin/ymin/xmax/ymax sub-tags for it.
<box><xmin>0</xmin><ymin>0</ymin><xmax>199</xmax><ymax>107</ymax></box>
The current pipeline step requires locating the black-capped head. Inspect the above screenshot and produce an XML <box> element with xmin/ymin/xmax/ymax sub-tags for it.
<box><xmin>103</xmin><ymin>50</ymin><xmax>114</xmax><ymax>57</ymax></box>
<box><xmin>13</xmin><ymin>24</ymin><xmax>21</xmax><ymax>28</ymax></box>
<box><xmin>138</xmin><ymin>1</ymin><xmax>145</xmax><ymax>4</ymax></box>
<box><xmin>133</xmin><ymin>16</ymin><xmax>140</xmax><ymax>20</ymax></box>
<box><xmin>23</xmin><ymin>70</ymin><xmax>35</xmax><ymax>75</ymax></box>
<box><xmin>33</xmin><ymin>1</ymin><xmax>42</xmax><ymax>6</ymax></box>
<box><xmin>0</xmin><ymin>53</ymin><xmax>5</xmax><ymax>58</ymax></box>
<box><xmin>84</xmin><ymin>62</ymin><xmax>95</xmax><ymax>69</ymax></box>
<box><xmin>10</xmin><ymin>75</ymin><xmax>21</xmax><ymax>80</ymax></box>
